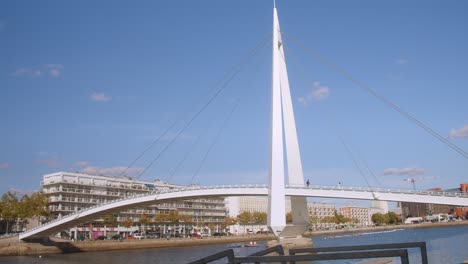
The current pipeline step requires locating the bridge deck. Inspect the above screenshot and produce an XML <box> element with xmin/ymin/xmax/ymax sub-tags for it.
<box><xmin>19</xmin><ymin>185</ymin><xmax>468</xmax><ymax>240</ymax></box>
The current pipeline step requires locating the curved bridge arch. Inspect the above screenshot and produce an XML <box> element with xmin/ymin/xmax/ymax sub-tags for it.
<box><xmin>20</xmin><ymin>185</ymin><xmax>468</xmax><ymax>240</ymax></box>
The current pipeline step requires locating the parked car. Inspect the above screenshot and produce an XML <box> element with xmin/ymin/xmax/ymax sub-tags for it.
<box><xmin>191</xmin><ymin>233</ymin><xmax>201</xmax><ymax>238</ymax></box>
<box><xmin>125</xmin><ymin>235</ymin><xmax>136</xmax><ymax>240</ymax></box>
<box><xmin>213</xmin><ymin>232</ymin><xmax>227</xmax><ymax>236</ymax></box>
<box><xmin>96</xmin><ymin>235</ymin><xmax>106</xmax><ymax>240</ymax></box>
<box><xmin>133</xmin><ymin>234</ymin><xmax>145</xmax><ymax>240</ymax></box>
<box><xmin>111</xmin><ymin>234</ymin><xmax>122</xmax><ymax>240</ymax></box>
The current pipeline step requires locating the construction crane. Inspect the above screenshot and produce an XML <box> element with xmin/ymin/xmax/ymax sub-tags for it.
<box><xmin>403</xmin><ymin>176</ymin><xmax>437</xmax><ymax>190</ymax></box>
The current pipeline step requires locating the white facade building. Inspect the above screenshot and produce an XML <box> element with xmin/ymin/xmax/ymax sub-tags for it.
<box><xmin>42</xmin><ymin>172</ymin><xmax>226</xmax><ymax>238</ymax></box>
<box><xmin>307</xmin><ymin>202</ymin><xmax>336</xmax><ymax>229</ymax></box>
<box><xmin>226</xmin><ymin>196</ymin><xmax>292</xmax><ymax>217</ymax></box>
<box><xmin>340</xmin><ymin>206</ymin><xmax>371</xmax><ymax>227</ymax></box>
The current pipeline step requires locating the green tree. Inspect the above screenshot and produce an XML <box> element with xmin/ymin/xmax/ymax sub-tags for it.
<box><xmin>335</xmin><ymin>213</ymin><xmax>349</xmax><ymax>224</ymax></box>
<box><xmin>237</xmin><ymin>211</ymin><xmax>253</xmax><ymax>226</ymax></box>
<box><xmin>386</xmin><ymin>212</ymin><xmax>398</xmax><ymax>224</ymax></box>
<box><xmin>28</xmin><ymin>191</ymin><xmax>50</xmax><ymax>218</ymax></box>
<box><xmin>237</xmin><ymin>211</ymin><xmax>253</xmax><ymax>233</ymax></box>
<box><xmin>0</xmin><ymin>192</ymin><xmax>19</xmax><ymax>234</ymax></box>
<box><xmin>121</xmin><ymin>217</ymin><xmax>134</xmax><ymax>228</ymax></box>
<box><xmin>102</xmin><ymin>214</ymin><xmax>117</xmax><ymax>227</ymax></box>
<box><xmin>321</xmin><ymin>216</ymin><xmax>335</xmax><ymax>224</ymax></box>
<box><xmin>221</xmin><ymin>217</ymin><xmax>237</xmax><ymax>233</ymax></box>
<box><xmin>252</xmin><ymin>212</ymin><xmax>267</xmax><ymax>225</ymax></box>
<box><xmin>371</xmin><ymin>213</ymin><xmax>387</xmax><ymax>226</ymax></box>
<box><xmin>154</xmin><ymin>212</ymin><xmax>169</xmax><ymax>223</ymax></box>
<box><xmin>139</xmin><ymin>212</ymin><xmax>151</xmax><ymax>226</ymax></box>
<box><xmin>139</xmin><ymin>212</ymin><xmax>151</xmax><ymax>234</ymax></box>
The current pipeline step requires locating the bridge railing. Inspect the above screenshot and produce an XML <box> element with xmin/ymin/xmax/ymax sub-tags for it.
<box><xmin>288</xmin><ymin>184</ymin><xmax>468</xmax><ymax>198</ymax></box>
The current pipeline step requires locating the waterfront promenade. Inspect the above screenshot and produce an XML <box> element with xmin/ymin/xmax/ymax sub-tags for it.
<box><xmin>1</xmin><ymin>221</ymin><xmax>467</xmax><ymax>257</ymax></box>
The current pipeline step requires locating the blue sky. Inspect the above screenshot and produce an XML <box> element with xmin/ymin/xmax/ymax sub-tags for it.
<box><xmin>1</xmin><ymin>0</ymin><xmax>467</xmax><ymax>204</ymax></box>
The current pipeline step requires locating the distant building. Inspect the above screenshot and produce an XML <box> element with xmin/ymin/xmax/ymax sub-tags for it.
<box><xmin>225</xmin><ymin>196</ymin><xmax>292</xmax><ymax>217</ymax></box>
<box><xmin>340</xmin><ymin>206</ymin><xmax>371</xmax><ymax>227</ymax></box>
<box><xmin>401</xmin><ymin>184</ymin><xmax>467</xmax><ymax>218</ymax></box>
<box><xmin>307</xmin><ymin>202</ymin><xmax>336</xmax><ymax>229</ymax></box>
<box><xmin>371</xmin><ymin>200</ymin><xmax>389</xmax><ymax>213</ymax></box>
<box><xmin>41</xmin><ymin>172</ymin><xmax>226</xmax><ymax>239</ymax></box>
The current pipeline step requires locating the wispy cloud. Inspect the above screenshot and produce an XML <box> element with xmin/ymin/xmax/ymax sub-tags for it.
<box><xmin>13</xmin><ymin>68</ymin><xmax>42</xmax><ymax>77</ymax></box>
<box><xmin>393</xmin><ymin>58</ymin><xmax>409</xmax><ymax>65</ymax></box>
<box><xmin>382</xmin><ymin>167</ymin><xmax>425</xmax><ymax>176</ymax></box>
<box><xmin>449</xmin><ymin>124</ymin><xmax>468</xmax><ymax>139</ymax></box>
<box><xmin>0</xmin><ymin>163</ymin><xmax>9</xmax><ymax>169</ymax></box>
<box><xmin>74</xmin><ymin>161</ymin><xmax>91</xmax><ymax>167</ymax></box>
<box><xmin>90</xmin><ymin>92</ymin><xmax>111</xmax><ymax>102</ymax></box>
<box><xmin>298</xmin><ymin>81</ymin><xmax>330</xmax><ymax>106</ymax></box>
<box><xmin>44</xmin><ymin>64</ymin><xmax>64</xmax><ymax>77</ymax></box>
<box><xmin>80</xmin><ymin>166</ymin><xmax>144</xmax><ymax>177</ymax></box>
<box><xmin>37</xmin><ymin>159</ymin><xmax>61</xmax><ymax>168</ymax></box>
<box><xmin>12</xmin><ymin>64</ymin><xmax>64</xmax><ymax>78</ymax></box>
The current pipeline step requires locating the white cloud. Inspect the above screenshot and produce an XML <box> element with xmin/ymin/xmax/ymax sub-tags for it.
<box><xmin>37</xmin><ymin>159</ymin><xmax>61</xmax><ymax>168</ymax></box>
<box><xmin>13</xmin><ymin>64</ymin><xmax>63</xmax><ymax>78</ymax></box>
<box><xmin>81</xmin><ymin>166</ymin><xmax>144</xmax><ymax>177</ymax></box>
<box><xmin>44</xmin><ymin>64</ymin><xmax>64</xmax><ymax>77</ymax></box>
<box><xmin>298</xmin><ymin>81</ymin><xmax>330</xmax><ymax>106</ymax></box>
<box><xmin>393</xmin><ymin>58</ymin><xmax>409</xmax><ymax>65</ymax></box>
<box><xmin>449</xmin><ymin>124</ymin><xmax>468</xmax><ymax>139</ymax></box>
<box><xmin>0</xmin><ymin>163</ymin><xmax>9</xmax><ymax>169</ymax></box>
<box><xmin>382</xmin><ymin>167</ymin><xmax>425</xmax><ymax>176</ymax></box>
<box><xmin>90</xmin><ymin>92</ymin><xmax>111</xmax><ymax>102</ymax></box>
<box><xmin>311</xmin><ymin>86</ymin><xmax>330</xmax><ymax>100</ymax></box>
<box><xmin>13</xmin><ymin>68</ymin><xmax>42</xmax><ymax>77</ymax></box>
<box><xmin>74</xmin><ymin>161</ymin><xmax>90</xmax><ymax>167</ymax></box>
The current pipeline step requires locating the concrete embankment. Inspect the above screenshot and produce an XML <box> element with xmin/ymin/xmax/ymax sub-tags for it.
<box><xmin>0</xmin><ymin>235</ymin><xmax>274</xmax><ymax>257</ymax></box>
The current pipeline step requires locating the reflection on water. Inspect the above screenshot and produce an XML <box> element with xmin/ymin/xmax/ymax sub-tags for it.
<box><xmin>1</xmin><ymin>225</ymin><xmax>467</xmax><ymax>264</ymax></box>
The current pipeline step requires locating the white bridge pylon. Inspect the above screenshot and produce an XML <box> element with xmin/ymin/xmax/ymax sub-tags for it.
<box><xmin>268</xmin><ymin>4</ymin><xmax>308</xmax><ymax>237</ymax></box>
<box><xmin>19</xmin><ymin>185</ymin><xmax>468</xmax><ymax>240</ymax></box>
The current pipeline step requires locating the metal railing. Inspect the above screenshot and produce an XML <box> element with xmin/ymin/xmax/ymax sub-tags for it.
<box><xmin>289</xmin><ymin>241</ymin><xmax>427</xmax><ymax>264</ymax></box>
<box><xmin>189</xmin><ymin>242</ymin><xmax>429</xmax><ymax>264</ymax></box>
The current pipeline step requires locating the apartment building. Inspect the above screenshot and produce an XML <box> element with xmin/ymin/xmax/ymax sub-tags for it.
<box><xmin>225</xmin><ymin>196</ymin><xmax>292</xmax><ymax>217</ymax></box>
<box><xmin>307</xmin><ymin>202</ymin><xmax>336</xmax><ymax>229</ymax></box>
<box><xmin>42</xmin><ymin>172</ymin><xmax>226</xmax><ymax>237</ymax></box>
<box><xmin>340</xmin><ymin>206</ymin><xmax>371</xmax><ymax>227</ymax></box>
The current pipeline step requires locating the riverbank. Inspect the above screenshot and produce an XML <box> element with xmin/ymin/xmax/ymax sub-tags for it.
<box><xmin>0</xmin><ymin>234</ymin><xmax>275</xmax><ymax>257</ymax></box>
<box><xmin>1</xmin><ymin>221</ymin><xmax>467</xmax><ymax>257</ymax></box>
<box><xmin>304</xmin><ymin>220</ymin><xmax>468</xmax><ymax>237</ymax></box>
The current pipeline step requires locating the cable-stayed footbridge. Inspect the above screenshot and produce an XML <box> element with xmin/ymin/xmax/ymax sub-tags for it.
<box><xmin>18</xmin><ymin>4</ymin><xmax>468</xmax><ymax>241</ymax></box>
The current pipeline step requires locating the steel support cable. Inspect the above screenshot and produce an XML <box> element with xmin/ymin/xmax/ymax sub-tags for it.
<box><xmin>120</xmin><ymin>33</ymin><xmax>271</xmax><ymax>180</ymax></box>
<box><xmin>119</xmin><ymin>34</ymin><xmax>271</xmax><ymax>178</ymax></box>
<box><xmin>190</xmin><ymin>101</ymin><xmax>240</xmax><ymax>185</ymax></box>
<box><xmin>283</xmin><ymin>43</ymin><xmax>379</xmax><ymax>188</ymax></box>
<box><xmin>283</xmin><ymin>33</ymin><xmax>468</xmax><ymax>160</ymax></box>
<box><xmin>166</xmin><ymin>108</ymin><xmax>222</xmax><ymax>181</ymax></box>
<box><xmin>338</xmin><ymin>137</ymin><xmax>371</xmax><ymax>189</ymax></box>
<box><xmin>135</xmin><ymin>36</ymin><xmax>271</xmax><ymax>180</ymax></box>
